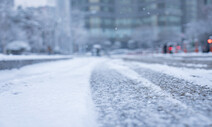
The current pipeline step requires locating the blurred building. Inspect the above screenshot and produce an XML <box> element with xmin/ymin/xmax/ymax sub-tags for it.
<box><xmin>181</xmin><ymin>0</ymin><xmax>212</xmax><ymax>33</ymax></box>
<box><xmin>70</xmin><ymin>0</ymin><xmax>212</xmax><ymax>49</ymax></box>
<box><xmin>71</xmin><ymin>0</ymin><xmax>183</xmax><ymax>44</ymax></box>
<box><xmin>56</xmin><ymin>0</ymin><xmax>72</xmax><ymax>53</ymax></box>
<box><xmin>181</xmin><ymin>0</ymin><xmax>198</xmax><ymax>24</ymax></box>
<box><xmin>135</xmin><ymin>0</ymin><xmax>182</xmax><ymax>43</ymax></box>
<box><xmin>71</xmin><ymin>0</ymin><xmax>115</xmax><ymax>40</ymax></box>
<box><xmin>181</xmin><ymin>0</ymin><xmax>198</xmax><ymax>33</ymax></box>
<box><xmin>197</xmin><ymin>0</ymin><xmax>212</xmax><ymax>19</ymax></box>
<box><xmin>197</xmin><ymin>0</ymin><xmax>212</xmax><ymax>51</ymax></box>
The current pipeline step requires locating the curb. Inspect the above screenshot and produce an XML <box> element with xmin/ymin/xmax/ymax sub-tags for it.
<box><xmin>0</xmin><ymin>58</ymin><xmax>72</xmax><ymax>70</ymax></box>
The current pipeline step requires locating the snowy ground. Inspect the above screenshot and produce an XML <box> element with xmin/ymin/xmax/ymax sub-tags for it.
<box><xmin>0</xmin><ymin>58</ymin><xmax>104</xmax><ymax>127</ymax></box>
<box><xmin>91</xmin><ymin>59</ymin><xmax>212</xmax><ymax>127</ymax></box>
<box><xmin>0</xmin><ymin>57</ymin><xmax>212</xmax><ymax>127</ymax></box>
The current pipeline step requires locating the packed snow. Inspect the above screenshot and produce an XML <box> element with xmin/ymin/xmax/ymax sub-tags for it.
<box><xmin>0</xmin><ymin>57</ymin><xmax>212</xmax><ymax>127</ymax></box>
<box><xmin>0</xmin><ymin>58</ymin><xmax>105</xmax><ymax>127</ymax></box>
<box><xmin>90</xmin><ymin>59</ymin><xmax>212</xmax><ymax>126</ymax></box>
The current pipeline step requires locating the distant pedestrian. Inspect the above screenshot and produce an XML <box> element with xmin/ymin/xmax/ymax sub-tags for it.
<box><xmin>47</xmin><ymin>46</ymin><xmax>52</xmax><ymax>55</ymax></box>
<box><xmin>169</xmin><ymin>45</ymin><xmax>173</xmax><ymax>54</ymax></box>
<box><xmin>163</xmin><ymin>44</ymin><xmax>167</xmax><ymax>54</ymax></box>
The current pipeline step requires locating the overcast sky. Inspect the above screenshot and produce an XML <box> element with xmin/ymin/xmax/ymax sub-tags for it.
<box><xmin>15</xmin><ymin>0</ymin><xmax>55</xmax><ymax>7</ymax></box>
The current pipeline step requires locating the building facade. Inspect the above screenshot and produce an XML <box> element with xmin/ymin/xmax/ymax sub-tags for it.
<box><xmin>56</xmin><ymin>0</ymin><xmax>72</xmax><ymax>53</ymax></box>
<box><xmin>70</xmin><ymin>0</ymin><xmax>187</xmax><ymax>45</ymax></box>
<box><xmin>197</xmin><ymin>0</ymin><xmax>212</xmax><ymax>19</ymax></box>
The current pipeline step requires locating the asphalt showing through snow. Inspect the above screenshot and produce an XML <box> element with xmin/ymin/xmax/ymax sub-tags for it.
<box><xmin>90</xmin><ymin>60</ymin><xmax>212</xmax><ymax>127</ymax></box>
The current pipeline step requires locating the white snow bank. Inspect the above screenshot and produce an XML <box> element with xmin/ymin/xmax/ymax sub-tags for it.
<box><xmin>0</xmin><ymin>58</ymin><xmax>106</xmax><ymax>127</ymax></box>
<box><xmin>0</xmin><ymin>54</ymin><xmax>72</xmax><ymax>61</ymax></box>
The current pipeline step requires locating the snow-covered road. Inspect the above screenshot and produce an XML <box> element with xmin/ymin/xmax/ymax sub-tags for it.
<box><xmin>0</xmin><ymin>57</ymin><xmax>212</xmax><ymax>127</ymax></box>
<box><xmin>0</xmin><ymin>58</ymin><xmax>104</xmax><ymax>127</ymax></box>
<box><xmin>91</xmin><ymin>60</ymin><xmax>212</xmax><ymax>127</ymax></box>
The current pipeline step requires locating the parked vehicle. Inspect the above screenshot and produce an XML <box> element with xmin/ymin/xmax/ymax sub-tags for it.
<box><xmin>5</xmin><ymin>41</ymin><xmax>31</xmax><ymax>55</ymax></box>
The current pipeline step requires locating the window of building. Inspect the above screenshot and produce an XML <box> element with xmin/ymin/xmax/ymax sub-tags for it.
<box><xmin>89</xmin><ymin>17</ymin><xmax>101</xmax><ymax>27</ymax></box>
<box><xmin>89</xmin><ymin>5</ymin><xmax>100</xmax><ymax>12</ymax></box>
<box><xmin>89</xmin><ymin>0</ymin><xmax>100</xmax><ymax>3</ymax></box>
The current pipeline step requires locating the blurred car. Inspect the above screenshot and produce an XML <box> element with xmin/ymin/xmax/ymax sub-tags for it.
<box><xmin>5</xmin><ymin>41</ymin><xmax>31</xmax><ymax>55</ymax></box>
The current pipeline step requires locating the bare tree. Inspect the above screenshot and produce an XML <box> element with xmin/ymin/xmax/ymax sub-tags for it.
<box><xmin>0</xmin><ymin>0</ymin><xmax>13</xmax><ymax>53</ymax></box>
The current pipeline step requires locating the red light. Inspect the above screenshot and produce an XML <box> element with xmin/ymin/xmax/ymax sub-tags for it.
<box><xmin>208</xmin><ymin>39</ymin><xmax>212</xmax><ymax>44</ymax></box>
<box><xmin>176</xmin><ymin>46</ymin><xmax>181</xmax><ymax>50</ymax></box>
<box><xmin>169</xmin><ymin>47</ymin><xmax>173</xmax><ymax>51</ymax></box>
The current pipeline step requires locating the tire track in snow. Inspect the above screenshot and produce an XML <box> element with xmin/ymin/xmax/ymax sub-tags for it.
<box><xmin>90</xmin><ymin>62</ymin><xmax>212</xmax><ymax>127</ymax></box>
<box><xmin>123</xmin><ymin>61</ymin><xmax>212</xmax><ymax>119</ymax></box>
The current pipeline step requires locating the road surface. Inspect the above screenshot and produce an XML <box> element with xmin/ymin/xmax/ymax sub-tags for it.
<box><xmin>0</xmin><ymin>57</ymin><xmax>211</xmax><ymax>127</ymax></box>
<box><xmin>91</xmin><ymin>59</ymin><xmax>212</xmax><ymax>127</ymax></box>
